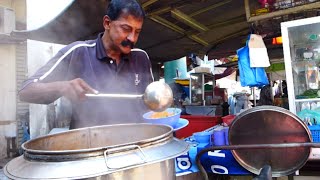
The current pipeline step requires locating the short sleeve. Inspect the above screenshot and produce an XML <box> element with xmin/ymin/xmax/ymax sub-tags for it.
<box><xmin>20</xmin><ymin>48</ymin><xmax>71</xmax><ymax>91</ymax></box>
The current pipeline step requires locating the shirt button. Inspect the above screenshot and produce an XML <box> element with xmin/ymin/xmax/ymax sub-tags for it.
<box><xmin>110</xmin><ymin>60</ymin><xmax>113</xmax><ymax>64</ymax></box>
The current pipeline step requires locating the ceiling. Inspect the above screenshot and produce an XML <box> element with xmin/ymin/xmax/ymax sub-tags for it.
<box><xmin>12</xmin><ymin>0</ymin><xmax>320</xmax><ymax>64</ymax></box>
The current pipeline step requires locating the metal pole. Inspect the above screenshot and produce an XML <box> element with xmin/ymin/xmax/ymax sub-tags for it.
<box><xmin>202</xmin><ymin>73</ymin><xmax>205</xmax><ymax>106</ymax></box>
<box><xmin>253</xmin><ymin>87</ymin><xmax>256</xmax><ymax>106</ymax></box>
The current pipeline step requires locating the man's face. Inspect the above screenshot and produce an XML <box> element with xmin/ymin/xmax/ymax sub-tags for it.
<box><xmin>105</xmin><ymin>13</ymin><xmax>143</xmax><ymax>54</ymax></box>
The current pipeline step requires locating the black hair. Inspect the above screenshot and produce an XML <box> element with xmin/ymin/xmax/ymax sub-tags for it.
<box><xmin>258</xmin><ymin>85</ymin><xmax>273</xmax><ymax>106</ymax></box>
<box><xmin>106</xmin><ymin>0</ymin><xmax>146</xmax><ymax>20</ymax></box>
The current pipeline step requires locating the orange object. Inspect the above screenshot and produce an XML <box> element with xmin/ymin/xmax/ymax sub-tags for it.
<box><xmin>175</xmin><ymin>115</ymin><xmax>222</xmax><ymax>139</ymax></box>
<box><xmin>150</xmin><ymin>111</ymin><xmax>174</xmax><ymax>118</ymax></box>
<box><xmin>272</xmin><ymin>36</ymin><xmax>282</xmax><ymax>45</ymax></box>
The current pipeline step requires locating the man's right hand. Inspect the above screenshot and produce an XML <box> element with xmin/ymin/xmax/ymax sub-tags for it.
<box><xmin>59</xmin><ymin>78</ymin><xmax>98</xmax><ymax>102</ymax></box>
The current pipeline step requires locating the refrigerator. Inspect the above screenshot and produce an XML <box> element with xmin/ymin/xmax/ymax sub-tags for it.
<box><xmin>281</xmin><ymin>16</ymin><xmax>320</xmax><ymax>160</ymax></box>
<box><xmin>282</xmin><ymin>16</ymin><xmax>320</xmax><ymax>115</ymax></box>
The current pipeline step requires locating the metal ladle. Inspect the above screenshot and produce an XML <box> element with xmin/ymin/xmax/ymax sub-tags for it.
<box><xmin>85</xmin><ymin>81</ymin><xmax>173</xmax><ymax>112</ymax></box>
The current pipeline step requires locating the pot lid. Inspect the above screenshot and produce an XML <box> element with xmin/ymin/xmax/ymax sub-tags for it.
<box><xmin>229</xmin><ymin>106</ymin><xmax>312</xmax><ymax>177</ymax></box>
<box><xmin>5</xmin><ymin>124</ymin><xmax>189</xmax><ymax>179</ymax></box>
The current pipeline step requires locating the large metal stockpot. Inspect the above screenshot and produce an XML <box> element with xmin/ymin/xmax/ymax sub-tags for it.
<box><xmin>4</xmin><ymin>124</ymin><xmax>189</xmax><ymax>180</ymax></box>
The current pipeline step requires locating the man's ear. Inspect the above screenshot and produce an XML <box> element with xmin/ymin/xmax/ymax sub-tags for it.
<box><xmin>103</xmin><ymin>15</ymin><xmax>111</xmax><ymax>30</ymax></box>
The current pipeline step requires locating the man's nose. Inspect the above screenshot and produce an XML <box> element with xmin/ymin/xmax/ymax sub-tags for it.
<box><xmin>127</xmin><ymin>32</ymin><xmax>137</xmax><ymax>43</ymax></box>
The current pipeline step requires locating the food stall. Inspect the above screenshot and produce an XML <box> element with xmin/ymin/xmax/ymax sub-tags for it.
<box><xmin>4</xmin><ymin>0</ymin><xmax>320</xmax><ymax>179</ymax></box>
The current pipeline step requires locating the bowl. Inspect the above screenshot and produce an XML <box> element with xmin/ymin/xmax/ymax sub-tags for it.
<box><xmin>143</xmin><ymin>108</ymin><xmax>181</xmax><ymax>128</ymax></box>
<box><xmin>193</xmin><ymin>131</ymin><xmax>212</xmax><ymax>144</ymax></box>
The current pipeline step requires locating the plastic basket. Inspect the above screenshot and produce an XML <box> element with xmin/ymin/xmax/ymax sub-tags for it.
<box><xmin>308</xmin><ymin>125</ymin><xmax>320</xmax><ymax>142</ymax></box>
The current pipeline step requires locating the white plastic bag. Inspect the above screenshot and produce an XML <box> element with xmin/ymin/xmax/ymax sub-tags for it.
<box><xmin>248</xmin><ymin>34</ymin><xmax>270</xmax><ymax>67</ymax></box>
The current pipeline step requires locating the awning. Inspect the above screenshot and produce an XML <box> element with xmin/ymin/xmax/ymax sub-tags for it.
<box><xmin>12</xmin><ymin>0</ymin><xmax>251</xmax><ymax>63</ymax></box>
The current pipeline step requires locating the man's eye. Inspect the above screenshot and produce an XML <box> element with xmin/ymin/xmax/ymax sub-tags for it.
<box><xmin>122</xmin><ymin>26</ymin><xmax>131</xmax><ymax>32</ymax></box>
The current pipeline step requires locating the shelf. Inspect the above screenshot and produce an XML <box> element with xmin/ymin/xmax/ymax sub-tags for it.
<box><xmin>293</xmin><ymin>40</ymin><xmax>320</xmax><ymax>47</ymax></box>
<box><xmin>292</xmin><ymin>61</ymin><xmax>306</xmax><ymax>66</ymax></box>
<box><xmin>291</xmin><ymin>60</ymin><xmax>320</xmax><ymax>73</ymax></box>
<box><xmin>294</xmin><ymin>59</ymin><xmax>320</xmax><ymax>62</ymax></box>
<box><xmin>295</xmin><ymin>98</ymin><xmax>320</xmax><ymax>103</ymax></box>
<box><xmin>215</xmin><ymin>61</ymin><xmax>238</xmax><ymax>68</ymax></box>
<box><xmin>190</xmin><ymin>72</ymin><xmax>214</xmax><ymax>77</ymax></box>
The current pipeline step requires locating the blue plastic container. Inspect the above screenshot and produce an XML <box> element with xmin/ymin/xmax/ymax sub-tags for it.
<box><xmin>213</xmin><ymin>130</ymin><xmax>225</xmax><ymax>146</ymax></box>
<box><xmin>193</xmin><ymin>131</ymin><xmax>212</xmax><ymax>144</ymax></box>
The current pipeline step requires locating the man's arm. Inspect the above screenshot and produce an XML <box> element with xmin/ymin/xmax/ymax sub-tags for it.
<box><xmin>19</xmin><ymin>78</ymin><xmax>97</xmax><ymax>104</ymax></box>
<box><xmin>19</xmin><ymin>81</ymin><xmax>65</xmax><ymax>104</ymax></box>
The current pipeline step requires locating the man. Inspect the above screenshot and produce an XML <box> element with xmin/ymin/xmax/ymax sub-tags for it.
<box><xmin>19</xmin><ymin>0</ymin><xmax>154</xmax><ymax>129</ymax></box>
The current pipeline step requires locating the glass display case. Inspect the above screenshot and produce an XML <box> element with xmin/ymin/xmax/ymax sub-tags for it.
<box><xmin>282</xmin><ymin>16</ymin><xmax>320</xmax><ymax>115</ymax></box>
<box><xmin>189</xmin><ymin>73</ymin><xmax>215</xmax><ymax>106</ymax></box>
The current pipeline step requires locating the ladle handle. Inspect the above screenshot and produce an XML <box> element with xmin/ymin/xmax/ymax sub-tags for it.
<box><xmin>85</xmin><ymin>94</ymin><xmax>143</xmax><ymax>98</ymax></box>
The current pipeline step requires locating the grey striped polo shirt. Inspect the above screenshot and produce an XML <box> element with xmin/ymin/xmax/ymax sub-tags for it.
<box><xmin>22</xmin><ymin>33</ymin><xmax>154</xmax><ymax>129</ymax></box>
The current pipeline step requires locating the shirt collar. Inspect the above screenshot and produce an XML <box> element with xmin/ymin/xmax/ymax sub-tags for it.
<box><xmin>96</xmin><ymin>33</ymin><xmax>130</xmax><ymax>62</ymax></box>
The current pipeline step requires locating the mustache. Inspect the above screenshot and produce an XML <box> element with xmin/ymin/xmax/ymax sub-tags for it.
<box><xmin>121</xmin><ymin>40</ymin><xmax>134</xmax><ymax>48</ymax></box>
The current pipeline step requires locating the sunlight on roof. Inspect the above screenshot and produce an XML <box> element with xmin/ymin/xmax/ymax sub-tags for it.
<box><xmin>27</xmin><ymin>0</ymin><xmax>74</xmax><ymax>30</ymax></box>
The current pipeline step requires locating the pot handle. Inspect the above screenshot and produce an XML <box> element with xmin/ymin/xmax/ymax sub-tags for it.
<box><xmin>103</xmin><ymin>144</ymin><xmax>147</xmax><ymax>170</ymax></box>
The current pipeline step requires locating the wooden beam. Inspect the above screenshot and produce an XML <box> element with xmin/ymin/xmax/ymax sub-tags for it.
<box><xmin>189</xmin><ymin>34</ymin><xmax>209</xmax><ymax>46</ymax></box>
<box><xmin>171</xmin><ymin>9</ymin><xmax>209</xmax><ymax>32</ymax></box>
<box><xmin>183</xmin><ymin>15</ymin><xmax>246</xmax><ymax>37</ymax></box>
<box><xmin>149</xmin><ymin>16</ymin><xmax>209</xmax><ymax>46</ymax></box>
<box><xmin>142</xmin><ymin>0</ymin><xmax>158</xmax><ymax>9</ymax></box>
<box><xmin>189</xmin><ymin>0</ymin><xmax>232</xmax><ymax>17</ymax></box>
<box><xmin>149</xmin><ymin>16</ymin><xmax>185</xmax><ymax>34</ymax></box>
<box><xmin>210</xmin><ymin>28</ymin><xmax>248</xmax><ymax>45</ymax></box>
<box><xmin>207</xmin><ymin>28</ymin><xmax>249</xmax><ymax>54</ymax></box>
<box><xmin>147</xmin><ymin>0</ymin><xmax>193</xmax><ymax>16</ymax></box>
<box><xmin>207</xmin><ymin>15</ymin><xmax>246</xmax><ymax>29</ymax></box>
<box><xmin>147</xmin><ymin>7</ymin><xmax>171</xmax><ymax>16</ymax></box>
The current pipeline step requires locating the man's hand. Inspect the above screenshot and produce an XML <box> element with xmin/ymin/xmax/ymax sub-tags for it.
<box><xmin>59</xmin><ymin>78</ymin><xmax>98</xmax><ymax>102</ymax></box>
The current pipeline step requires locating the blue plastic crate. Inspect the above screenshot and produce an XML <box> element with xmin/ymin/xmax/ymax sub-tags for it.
<box><xmin>308</xmin><ymin>125</ymin><xmax>320</xmax><ymax>142</ymax></box>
